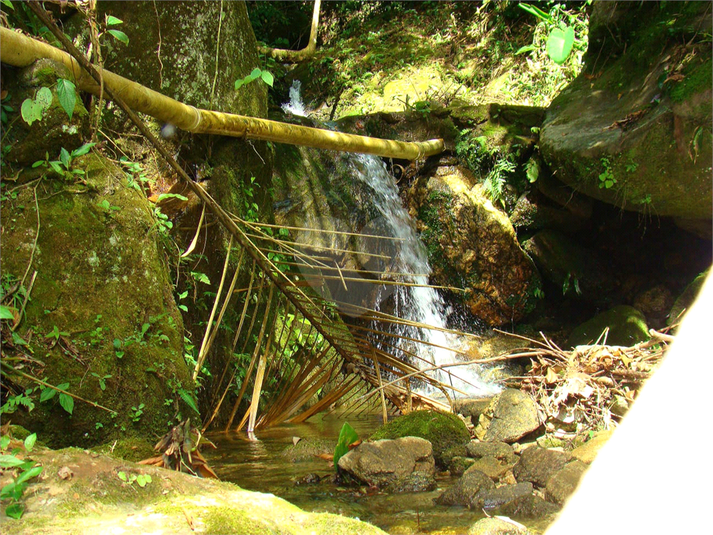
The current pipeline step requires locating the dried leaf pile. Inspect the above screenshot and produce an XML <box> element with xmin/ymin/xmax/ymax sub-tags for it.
<box><xmin>504</xmin><ymin>330</ymin><xmax>673</xmax><ymax>437</ymax></box>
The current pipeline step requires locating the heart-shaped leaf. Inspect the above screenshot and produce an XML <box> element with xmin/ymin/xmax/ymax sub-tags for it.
<box><xmin>547</xmin><ymin>26</ymin><xmax>575</xmax><ymax>65</ymax></box>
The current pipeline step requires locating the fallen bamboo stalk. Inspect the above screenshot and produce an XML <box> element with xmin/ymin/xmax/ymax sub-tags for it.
<box><xmin>0</xmin><ymin>27</ymin><xmax>444</xmax><ymax>160</ymax></box>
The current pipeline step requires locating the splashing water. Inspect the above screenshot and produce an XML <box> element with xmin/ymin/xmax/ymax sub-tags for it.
<box><xmin>282</xmin><ymin>85</ymin><xmax>498</xmax><ymax>398</ymax></box>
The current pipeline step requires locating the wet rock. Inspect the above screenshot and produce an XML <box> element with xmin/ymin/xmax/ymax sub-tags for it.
<box><xmin>474</xmin><ymin>389</ymin><xmax>542</xmax><ymax>443</ymax></box>
<box><xmin>546</xmin><ymin>460</ymin><xmax>589</xmax><ymax>505</ymax></box>
<box><xmin>449</xmin><ymin>456</ymin><xmax>476</xmax><ymax>477</ymax></box>
<box><xmin>370</xmin><ymin>410</ymin><xmax>471</xmax><ymax>468</ymax></box>
<box><xmin>282</xmin><ymin>437</ymin><xmax>336</xmax><ymax>463</ymax></box>
<box><xmin>570</xmin><ymin>430</ymin><xmax>614</xmax><ymax>464</ymax></box>
<box><xmin>453</xmin><ymin>398</ymin><xmax>493</xmax><ymax>424</ymax></box>
<box><xmin>338</xmin><ymin>437</ymin><xmax>435</xmax><ymax>491</ymax></box>
<box><xmin>568</xmin><ymin>306</ymin><xmax>650</xmax><ymax>347</ymax></box>
<box><xmin>435</xmin><ymin>469</ymin><xmax>495</xmax><ymax>507</ymax></box>
<box><xmin>466</xmin><ymin>458</ymin><xmax>514</xmax><ymax>481</ymax></box>
<box><xmin>475</xmin><ymin>482</ymin><xmax>534</xmax><ymax>510</ymax></box>
<box><xmin>388</xmin><ymin>472</ymin><xmax>437</xmax><ymax>493</ymax></box>
<box><xmin>493</xmin><ymin>494</ymin><xmax>560</xmax><ymax>519</ymax></box>
<box><xmin>466</xmin><ymin>441</ymin><xmax>517</xmax><ymax>464</ymax></box>
<box><xmin>410</xmin><ymin>166</ymin><xmax>541</xmax><ymax>326</ymax></box>
<box><xmin>512</xmin><ymin>447</ymin><xmax>570</xmax><ymax>488</ymax></box>
<box><xmin>468</xmin><ymin>517</ymin><xmax>533</xmax><ymax>535</ymax></box>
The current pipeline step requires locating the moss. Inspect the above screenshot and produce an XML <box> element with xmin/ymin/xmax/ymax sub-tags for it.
<box><xmin>204</xmin><ymin>508</ymin><xmax>284</xmax><ymax>535</ymax></box>
<box><xmin>568</xmin><ymin>305</ymin><xmax>650</xmax><ymax>348</ymax></box>
<box><xmin>670</xmin><ymin>58</ymin><xmax>712</xmax><ymax>103</ymax></box>
<box><xmin>92</xmin><ymin>436</ymin><xmax>156</xmax><ymax>462</ymax></box>
<box><xmin>370</xmin><ymin>410</ymin><xmax>470</xmax><ymax>467</ymax></box>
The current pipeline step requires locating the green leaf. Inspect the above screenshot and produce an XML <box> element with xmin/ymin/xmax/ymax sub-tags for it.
<box><xmin>5</xmin><ymin>503</ymin><xmax>24</xmax><ymax>519</ymax></box>
<box><xmin>58</xmin><ymin>393</ymin><xmax>74</xmax><ymax>415</ymax></box>
<box><xmin>260</xmin><ymin>71</ymin><xmax>274</xmax><ymax>87</ymax></box>
<box><xmin>106</xmin><ymin>15</ymin><xmax>123</xmax><ymax>26</ymax></box>
<box><xmin>56</xmin><ymin>383</ymin><xmax>70</xmax><ymax>392</ymax></box>
<box><xmin>49</xmin><ymin>161</ymin><xmax>64</xmax><ymax>175</ymax></box>
<box><xmin>118</xmin><ymin>471</ymin><xmax>127</xmax><ymax>482</ymax></box>
<box><xmin>1</xmin><ymin>0</ymin><xmax>15</xmax><ymax>10</ymax></box>
<box><xmin>518</xmin><ymin>2</ymin><xmax>552</xmax><ymax>23</ymax></box>
<box><xmin>156</xmin><ymin>193</ymin><xmax>188</xmax><ymax>202</ymax></box>
<box><xmin>515</xmin><ymin>44</ymin><xmax>536</xmax><ymax>55</ymax></box>
<box><xmin>23</xmin><ymin>433</ymin><xmax>37</xmax><ymax>453</ymax></box>
<box><xmin>248</xmin><ymin>67</ymin><xmax>262</xmax><ymax>81</ymax></box>
<box><xmin>333</xmin><ymin>422</ymin><xmax>359</xmax><ymax>469</ymax></box>
<box><xmin>107</xmin><ymin>29</ymin><xmax>129</xmax><ymax>44</ymax></box>
<box><xmin>234</xmin><ymin>79</ymin><xmax>245</xmax><ymax>90</ymax></box>
<box><xmin>21</xmin><ymin>99</ymin><xmax>42</xmax><ymax>125</ymax></box>
<box><xmin>59</xmin><ymin>147</ymin><xmax>71</xmax><ymax>170</ymax></box>
<box><xmin>0</xmin><ymin>454</ymin><xmax>26</xmax><ymax>468</ymax></box>
<box><xmin>546</xmin><ymin>26</ymin><xmax>575</xmax><ymax>65</ymax></box>
<box><xmin>56</xmin><ymin>79</ymin><xmax>76</xmax><ymax>120</ymax></box>
<box><xmin>36</xmin><ymin>87</ymin><xmax>53</xmax><ymax>109</ymax></box>
<box><xmin>15</xmin><ymin>465</ymin><xmax>42</xmax><ymax>486</ymax></box>
<box><xmin>40</xmin><ymin>387</ymin><xmax>56</xmax><ymax>402</ymax></box>
<box><xmin>0</xmin><ymin>304</ymin><xmax>14</xmax><ymax>320</ymax></box>
<box><xmin>178</xmin><ymin>389</ymin><xmax>200</xmax><ymax>414</ymax></box>
<box><xmin>0</xmin><ymin>436</ymin><xmax>10</xmax><ymax>450</ymax></box>
<box><xmin>11</xmin><ymin>331</ymin><xmax>28</xmax><ymax>346</ymax></box>
<box><xmin>71</xmin><ymin>142</ymin><xmax>96</xmax><ymax>158</ymax></box>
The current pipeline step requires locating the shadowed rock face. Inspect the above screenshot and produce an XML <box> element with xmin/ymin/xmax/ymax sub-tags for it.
<box><xmin>338</xmin><ymin>436</ymin><xmax>436</xmax><ymax>492</ymax></box>
<box><xmin>540</xmin><ymin>2</ymin><xmax>712</xmax><ymax>224</ymax></box>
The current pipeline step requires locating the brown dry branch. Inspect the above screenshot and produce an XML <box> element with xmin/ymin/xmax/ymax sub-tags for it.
<box><xmin>499</xmin><ymin>330</ymin><xmax>672</xmax><ymax>435</ymax></box>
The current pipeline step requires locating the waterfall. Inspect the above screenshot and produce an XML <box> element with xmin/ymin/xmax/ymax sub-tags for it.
<box><xmin>282</xmin><ymin>83</ymin><xmax>498</xmax><ymax>398</ymax></box>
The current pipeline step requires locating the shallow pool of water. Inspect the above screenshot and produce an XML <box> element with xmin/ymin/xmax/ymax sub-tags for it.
<box><xmin>204</xmin><ymin>414</ymin><xmax>546</xmax><ymax>534</ymax></box>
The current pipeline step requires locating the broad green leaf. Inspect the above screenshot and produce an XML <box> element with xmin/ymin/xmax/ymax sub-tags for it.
<box><xmin>0</xmin><ymin>436</ymin><xmax>10</xmax><ymax>450</ymax></box>
<box><xmin>118</xmin><ymin>471</ymin><xmax>127</xmax><ymax>482</ymax></box>
<box><xmin>107</xmin><ymin>29</ymin><xmax>129</xmax><ymax>44</ymax></box>
<box><xmin>248</xmin><ymin>67</ymin><xmax>261</xmax><ymax>81</ymax></box>
<box><xmin>260</xmin><ymin>71</ymin><xmax>274</xmax><ymax>87</ymax></box>
<box><xmin>178</xmin><ymin>389</ymin><xmax>200</xmax><ymax>414</ymax></box>
<box><xmin>234</xmin><ymin>79</ymin><xmax>245</xmax><ymax>90</ymax></box>
<box><xmin>515</xmin><ymin>44</ymin><xmax>536</xmax><ymax>55</ymax></box>
<box><xmin>1</xmin><ymin>0</ymin><xmax>15</xmax><ymax>10</ymax></box>
<box><xmin>56</xmin><ymin>383</ymin><xmax>70</xmax><ymax>392</ymax></box>
<box><xmin>59</xmin><ymin>392</ymin><xmax>74</xmax><ymax>415</ymax></box>
<box><xmin>106</xmin><ymin>15</ymin><xmax>123</xmax><ymax>25</ymax></box>
<box><xmin>56</xmin><ymin>78</ymin><xmax>76</xmax><ymax>120</ymax></box>
<box><xmin>15</xmin><ymin>465</ymin><xmax>42</xmax><ymax>486</ymax></box>
<box><xmin>59</xmin><ymin>147</ymin><xmax>71</xmax><ymax>169</ymax></box>
<box><xmin>0</xmin><ymin>454</ymin><xmax>26</xmax><ymax>468</ymax></box>
<box><xmin>21</xmin><ymin>99</ymin><xmax>42</xmax><ymax>125</ymax></box>
<box><xmin>71</xmin><ymin>142</ymin><xmax>96</xmax><ymax>158</ymax></box>
<box><xmin>546</xmin><ymin>26</ymin><xmax>575</xmax><ymax>65</ymax></box>
<box><xmin>23</xmin><ymin>433</ymin><xmax>37</xmax><ymax>453</ymax></box>
<box><xmin>157</xmin><ymin>193</ymin><xmax>189</xmax><ymax>202</ymax></box>
<box><xmin>333</xmin><ymin>422</ymin><xmax>359</xmax><ymax>469</ymax></box>
<box><xmin>49</xmin><ymin>161</ymin><xmax>64</xmax><ymax>175</ymax></box>
<box><xmin>0</xmin><ymin>304</ymin><xmax>14</xmax><ymax>320</ymax></box>
<box><xmin>11</xmin><ymin>331</ymin><xmax>28</xmax><ymax>346</ymax></box>
<box><xmin>35</xmin><ymin>87</ymin><xmax>53</xmax><ymax>109</ymax></box>
<box><xmin>5</xmin><ymin>502</ymin><xmax>24</xmax><ymax>519</ymax></box>
<box><xmin>40</xmin><ymin>387</ymin><xmax>57</xmax><ymax>402</ymax></box>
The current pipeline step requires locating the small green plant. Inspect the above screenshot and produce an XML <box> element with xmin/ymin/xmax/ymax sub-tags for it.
<box><xmin>32</xmin><ymin>143</ymin><xmax>96</xmax><ymax>180</ymax></box>
<box><xmin>117</xmin><ymin>471</ymin><xmax>152</xmax><ymax>488</ymax></box>
<box><xmin>1</xmin><ymin>91</ymin><xmax>14</xmax><ymax>125</ymax></box>
<box><xmin>562</xmin><ymin>272</ymin><xmax>582</xmax><ymax>296</ymax></box>
<box><xmin>129</xmin><ymin>403</ymin><xmax>145</xmax><ymax>422</ymax></box>
<box><xmin>518</xmin><ymin>3</ymin><xmax>576</xmax><ymax>65</ymax></box>
<box><xmin>90</xmin><ymin>372</ymin><xmax>112</xmax><ymax>391</ymax></box>
<box><xmin>235</xmin><ymin>67</ymin><xmax>274</xmax><ymax>90</ymax></box>
<box><xmin>598</xmin><ymin>158</ymin><xmax>616</xmax><ymax>189</ymax></box>
<box><xmin>103</xmin><ymin>14</ymin><xmax>129</xmax><ymax>45</ymax></box>
<box><xmin>333</xmin><ymin>422</ymin><xmax>359</xmax><ymax>469</ymax></box>
<box><xmin>45</xmin><ymin>325</ymin><xmax>70</xmax><ymax>343</ymax></box>
<box><xmin>0</xmin><ymin>433</ymin><xmax>43</xmax><ymax>519</ymax></box>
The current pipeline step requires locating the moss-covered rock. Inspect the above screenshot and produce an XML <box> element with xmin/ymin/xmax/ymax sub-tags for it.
<box><xmin>568</xmin><ymin>306</ymin><xmax>650</xmax><ymax>348</ymax></box>
<box><xmin>668</xmin><ymin>269</ymin><xmax>709</xmax><ymax>326</ymax></box>
<box><xmin>369</xmin><ymin>410</ymin><xmax>470</xmax><ymax>467</ymax></box>
<box><xmin>1</xmin><ymin>152</ymin><xmax>193</xmax><ymax>447</ymax></box>
<box><xmin>540</xmin><ymin>2</ymin><xmax>712</xmax><ymax>220</ymax></box>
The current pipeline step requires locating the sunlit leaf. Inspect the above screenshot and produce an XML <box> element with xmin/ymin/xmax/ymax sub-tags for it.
<box><xmin>547</xmin><ymin>26</ymin><xmax>575</xmax><ymax>64</ymax></box>
<box><xmin>106</xmin><ymin>15</ymin><xmax>123</xmax><ymax>26</ymax></box>
<box><xmin>260</xmin><ymin>71</ymin><xmax>274</xmax><ymax>87</ymax></box>
<box><xmin>0</xmin><ymin>454</ymin><xmax>25</xmax><ymax>468</ymax></box>
<box><xmin>0</xmin><ymin>304</ymin><xmax>14</xmax><ymax>320</ymax></box>
<box><xmin>23</xmin><ymin>433</ymin><xmax>37</xmax><ymax>453</ymax></box>
<box><xmin>56</xmin><ymin>78</ymin><xmax>76</xmax><ymax>120</ymax></box>
<box><xmin>15</xmin><ymin>465</ymin><xmax>42</xmax><ymax>486</ymax></box>
<box><xmin>333</xmin><ymin>422</ymin><xmax>359</xmax><ymax>469</ymax></box>
<box><xmin>59</xmin><ymin>393</ymin><xmax>74</xmax><ymax>415</ymax></box>
<box><xmin>107</xmin><ymin>29</ymin><xmax>129</xmax><ymax>44</ymax></box>
<box><xmin>5</xmin><ymin>503</ymin><xmax>24</xmax><ymax>519</ymax></box>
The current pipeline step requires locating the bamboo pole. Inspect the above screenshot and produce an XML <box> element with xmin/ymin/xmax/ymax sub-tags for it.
<box><xmin>259</xmin><ymin>0</ymin><xmax>321</xmax><ymax>62</ymax></box>
<box><xmin>0</xmin><ymin>27</ymin><xmax>444</xmax><ymax>160</ymax></box>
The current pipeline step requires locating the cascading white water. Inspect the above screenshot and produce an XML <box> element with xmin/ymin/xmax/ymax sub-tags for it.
<box><xmin>282</xmin><ymin>83</ymin><xmax>498</xmax><ymax>398</ymax></box>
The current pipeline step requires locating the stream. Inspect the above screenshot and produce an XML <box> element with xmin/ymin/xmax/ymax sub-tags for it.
<box><xmin>204</xmin><ymin>414</ymin><xmax>494</xmax><ymax>534</ymax></box>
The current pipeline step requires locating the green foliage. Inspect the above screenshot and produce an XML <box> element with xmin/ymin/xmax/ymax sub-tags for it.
<box><xmin>129</xmin><ymin>403</ymin><xmax>145</xmax><ymax>423</ymax></box>
<box><xmin>56</xmin><ymin>78</ymin><xmax>77</xmax><ymax>119</ymax></box>
<box><xmin>518</xmin><ymin>3</ymin><xmax>577</xmax><ymax>64</ymax></box>
<box><xmin>20</xmin><ymin>86</ymin><xmax>52</xmax><ymax>125</ymax></box>
<box><xmin>598</xmin><ymin>157</ymin><xmax>616</xmax><ymax>189</ymax></box>
<box><xmin>118</xmin><ymin>471</ymin><xmax>152</xmax><ymax>487</ymax></box>
<box><xmin>333</xmin><ymin>422</ymin><xmax>358</xmax><ymax>469</ymax></box>
<box><xmin>104</xmin><ymin>14</ymin><xmax>129</xmax><ymax>45</ymax></box>
<box><xmin>32</xmin><ymin>143</ymin><xmax>96</xmax><ymax>181</ymax></box>
<box><xmin>235</xmin><ymin>67</ymin><xmax>274</xmax><ymax>90</ymax></box>
<box><xmin>0</xmin><ymin>432</ymin><xmax>43</xmax><ymax>519</ymax></box>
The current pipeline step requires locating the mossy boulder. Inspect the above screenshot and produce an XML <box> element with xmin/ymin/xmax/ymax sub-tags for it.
<box><xmin>369</xmin><ymin>410</ymin><xmax>470</xmax><ymax>467</ymax></box>
<box><xmin>1</xmin><ymin>152</ymin><xmax>193</xmax><ymax>447</ymax></box>
<box><xmin>540</xmin><ymin>2</ymin><xmax>712</xmax><ymax>221</ymax></box>
<box><xmin>568</xmin><ymin>306</ymin><xmax>650</xmax><ymax>348</ymax></box>
<box><xmin>668</xmin><ymin>269</ymin><xmax>709</xmax><ymax>326</ymax></box>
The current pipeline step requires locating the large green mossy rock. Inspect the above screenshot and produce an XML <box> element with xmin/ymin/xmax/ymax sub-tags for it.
<box><xmin>540</xmin><ymin>2</ymin><xmax>712</xmax><ymax>223</ymax></box>
<box><xmin>369</xmin><ymin>410</ymin><xmax>470</xmax><ymax>467</ymax></box>
<box><xmin>1</xmin><ymin>153</ymin><xmax>193</xmax><ymax>447</ymax></box>
<box><xmin>568</xmin><ymin>306</ymin><xmax>650</xmax><ymax>348</ymax></box>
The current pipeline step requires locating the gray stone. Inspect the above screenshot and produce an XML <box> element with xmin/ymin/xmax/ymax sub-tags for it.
<box><xmin>338</xmin><ymin>437</ymin><xmax>435</xmax><ymax>491</ymax></box>
<box><xmin>449</xmin><ymin>456</ymin><xmax>476</xmax><ymax>477</ymax></box>
<box><xmin>513</xmin><ymin>447</ymin><xmax>570</xmax><ymax>488</ymax></box>
<box><xmin>468</xmin><ymin>517</ymin><xmax>533</xmax><ymax>535</ymax></box>
<box><xmin>466</xmin><ymin>441</ymin><xmax>516</xmax><ymax>464</ymax></box>
<box><xmin>474</xmin><ymin>389</ymin><xmax>542</xmax><ymax>443</ymax></box>
<box><xmin>493</xmin><ymin>494</ymin><xmax>561</xmax><ymax>519</ymax></box>
<box><xmin>436</xmin><ymin>469</ymin><xmax>495</xmax><ymax>507</ymax></box>
<box><xmin>465</xmin><ymin>458</ymin><xmax>514</xmax><ymax>481</ymax></box>
<box><xmin>475</xmin><ymin>482</ymin><xmax>534</xmax><ymax>510</ymax></box>
<box><xmin>546</xmin><ymin>460</ymin><xmax>589</xmax><ymax>505</ymax></box>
